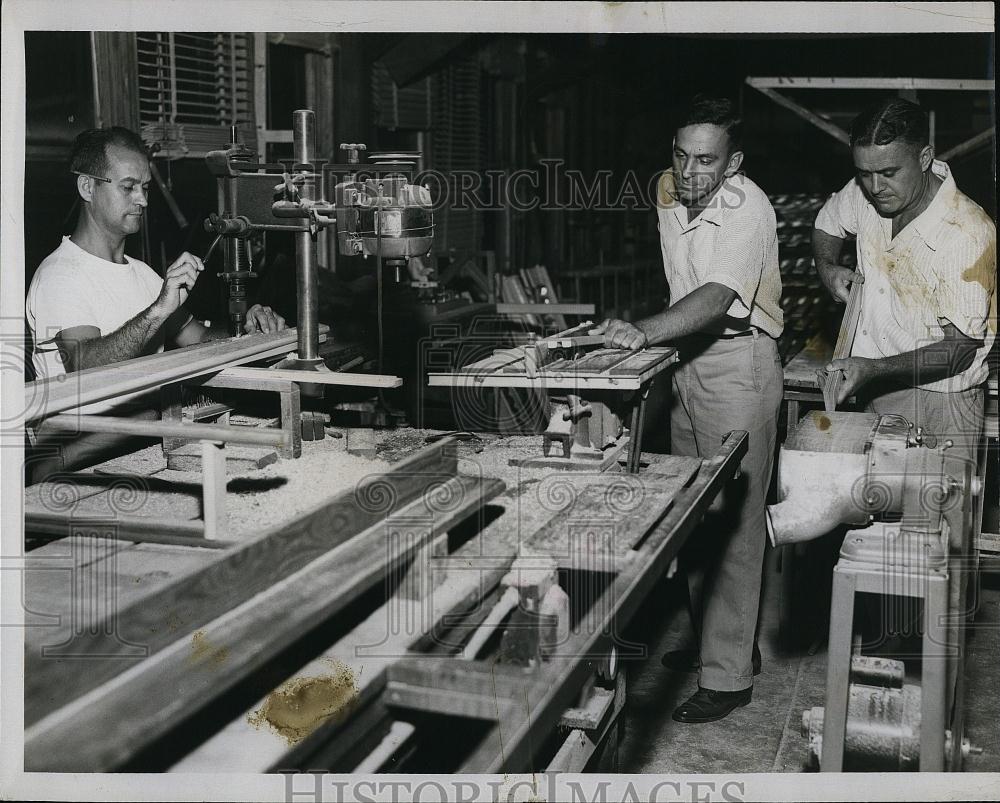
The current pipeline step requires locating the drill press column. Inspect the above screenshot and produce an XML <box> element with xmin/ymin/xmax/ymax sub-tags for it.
<box><xmin>292</xmin><ymin>109</ymin><xmax>321</xmax><ymax>366</ymax></box>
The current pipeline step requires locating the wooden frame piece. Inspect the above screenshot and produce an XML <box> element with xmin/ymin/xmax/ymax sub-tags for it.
<box><xmin>24</xmin><ymin>437</ymin><xmax>462</xmax><ymax>727</ymax></box>
<box><xmin>746</xmin><ymin>76</ymin><xmax>996</xmax><ymax>156</ymax></box>
<box><xmin>24</xmin><ymin>326</ymin><xmax>327</xmax><ymax>421</ymax></box>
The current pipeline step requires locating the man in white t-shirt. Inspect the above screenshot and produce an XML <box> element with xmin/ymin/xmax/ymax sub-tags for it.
<box><xmin>26</xmin><ymin>126</ymin><xmax>286</xmax><ymax>478</ymax></box>
<box><xmin>813</xmin><ymin>98</ymin><xmax>996</xmax><ymax>466</ymax></box>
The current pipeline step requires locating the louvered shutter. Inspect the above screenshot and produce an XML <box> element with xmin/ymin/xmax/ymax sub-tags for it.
<box><xmin>136</xmin><ymin>32</ymin><xmax>255</xmax><ymax>158</ymax></box>
<box><xmin>431</xmin><ymin>59</ymin><xmax>483</xmax><ymax>253</ymax></box>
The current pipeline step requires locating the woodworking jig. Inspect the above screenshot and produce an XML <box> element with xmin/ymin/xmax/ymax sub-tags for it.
<box><xmin>428</xmin><ymin>322</ymin><xmax>678</xmax><ymax>473</ymax></box>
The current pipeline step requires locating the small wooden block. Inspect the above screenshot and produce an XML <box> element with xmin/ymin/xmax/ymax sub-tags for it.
<box><xmin>559</xmin><ymin>686</ymin><xmax>615</xmax><ymax>731</ymax></box>
<box><xmin>346</xmin><ymin>427</ymin><xmax>377</xmax><ymax>458</ymax></box>
<box><xmin>166</xmin><ymin>443</ymin><xmax>278</xmax><ymax>472</ymax></box>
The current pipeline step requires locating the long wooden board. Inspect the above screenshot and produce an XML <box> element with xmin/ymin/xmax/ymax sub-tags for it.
<box><xmin>23</xmin><ymin>437</ymin><xmax>459</xmax><ymax>726</ymax></box>
<box><xmin>214</xmin><ymin>366</ymin><xmax>402</xmax><ymax>388</ymax></box>
<box><xmin>21</xmin><ymin>512</ymin><xmax>233</xmax><ymax>549</ymax></box>
<box><xmin>24</xmin><ymin>326</ymin><xmax>328</xmax><ymax>420</ymax></box>
<box><xmin>39</xmin><ymin>413</ymin><xmax>289</xmax><ymax>447</ymax></box>
<box><xmin>25</xmin><ymin>473</ymin><xmax>504</xmax><ymax>772</ymax></box>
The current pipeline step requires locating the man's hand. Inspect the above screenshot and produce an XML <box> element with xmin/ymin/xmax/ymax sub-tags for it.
<box><xmin>244</xmin><ymin>304</ymin><xmax>287</xmax><ymax>334</ymax></box>
<box><xmin>825</xmin><ymin>356</ymin><xmax>877</xmax><ymax>405</ymax></box>
<box><xmin>590</xmin><ymin>319</ymin><xmax>647</xmax><ymax>350</ymax></box>
<box><xmin>155</xmin><ymin>252</ymin><xmax>204</xmax><ymax>317</ymax></box>
<box><xmin>817</xmin><ymin>262</ymin><xmax>863</xmax><ymax>304</ymax></box>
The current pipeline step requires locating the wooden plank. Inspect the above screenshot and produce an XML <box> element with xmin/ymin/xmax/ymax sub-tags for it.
<box><xmin>25</xmin><ymin>473</ymin><xmax>504</xmax><ymax>771</ymax></box>
<box><xmin>23</xmin><ymin>437</ymin><xmax>460</xmax><ymax>726</ymax></box>
<box><xmin>746</xmin><ymin>76</ymin><xmax>995</xmax><ymax>92</ymax></box>
<box><xmin>25</xmin><ymin>326</ymin><xmax>327</xmax><ymax>421</ymax></box>
<box><xmin>495</xmin><ymin>303</ymin><xmax>595</xmax><ymax>315</ymax></box>
<box><xmin>939</xmin><ymin>129</ymin><xmax>994</xmax><ymax>163</ymax></box>
<box><xmin>22</xmin><ymin>511</ymin><xmax>233</xmax><ymax>549</ymax></box>
<box><xmin>214</xmin><ymin>366</ymin><xmax>402</xmax><ymax>388</ymax></box>
<box><xmin>166</xmin><ymin>443</ymin><xmax>278</xmax><ymax>471</ymax></box>
<box><xmin>40</xmin><ymin>414</ymin><xmax>289</xmax><ymax>448</ymax></box>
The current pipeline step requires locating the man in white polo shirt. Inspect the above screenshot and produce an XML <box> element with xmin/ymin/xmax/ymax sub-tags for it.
<box><xmin>26</xmin><ymin>126</ymin><xmax>285</xmax><ymax>479</ymax></box>
<box><xmin>594</xmin><ymin>96</ymin><xmax>783</xmax><ymax>723</ymax></box>
<box><xmin>813</xmin><ymin>97</ymin><xmax>996</xmax><ymax>467</ymax></box>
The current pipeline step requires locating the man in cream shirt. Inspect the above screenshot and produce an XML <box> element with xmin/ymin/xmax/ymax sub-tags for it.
<box><xmin>595</xmin><ymin>96</ymin><xmax>783</xmax><ymax>723</ymax></box>
<box><xmin>813</xmin><ymin>97</ymin><xmax>996</xmax><ymax>467</ymax></box>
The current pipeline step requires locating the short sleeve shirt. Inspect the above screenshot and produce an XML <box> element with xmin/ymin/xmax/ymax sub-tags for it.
<box><xmin>655</xmin><ymin>170</ymin><xmax>784</xmax><ymax>338</ymax></box>
<box><xmin>26</xmin><ymin>236</ymin><xmax>167</xmax><ymax>414</ymax></box>
<box><xmin>815</xmin><ymin>160</ymin><xmax>996</xmax><ymax>392</ymax></box>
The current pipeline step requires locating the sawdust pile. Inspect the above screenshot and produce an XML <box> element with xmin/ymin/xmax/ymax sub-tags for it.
<box><xmin>247</xmin><ymin>660</ymin><xmax>358</xmax><ymax>745</ymax></box>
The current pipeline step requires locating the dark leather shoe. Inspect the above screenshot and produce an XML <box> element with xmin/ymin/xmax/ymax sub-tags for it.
<box><xmin>660</xmin><ymin>644</ymin><xmax>763</xmax><ymax>675</ymax></box>
<box><xmin>672</xmin><ymin>686</ymin><xmax>752</xmax><ymax>723</ymax></box>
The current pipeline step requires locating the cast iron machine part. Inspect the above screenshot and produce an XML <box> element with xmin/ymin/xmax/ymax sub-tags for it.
<box><xmin>767</xmin><ymin>411</ymin><xmax>984</xmax><ymax>771</ymax></box>
<box><xmin>332</xmin><ymin>146</ymin><xmax>435</xmax><ymax>424</ymax></box>
<box><xmin>204</xmin><ymin>110</ymin><xmax>335</xmax><ymax>367</ymax></box>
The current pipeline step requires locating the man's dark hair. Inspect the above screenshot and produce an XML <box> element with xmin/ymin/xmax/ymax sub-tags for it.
<box><xmin>69</xmin><ymin>126</ymin><xmax>147</xmax><ymax>177</ymax></box>
<box><xmin>850</xmin><ymin>98</ymin><xmax>929</xmax><ymax>149</ymax></box>
<box><xmin>678</xmin><ymin>95</ymin><xmax>743</xmax><ymax>154</ymax></box>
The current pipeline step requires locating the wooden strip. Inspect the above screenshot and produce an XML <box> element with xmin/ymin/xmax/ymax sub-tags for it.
<box><xmin>25</xmin><ymin>326</ymin><xmax>327</xmax><ymax>420</ymax></box>
<box><xmin>22</xmin><ymin>511</ymin><xmax>232</xmax><ymax>549</ymax></box>
<box><xmin>214</xmin><ymin>366</ymin><xmax>402</xmax><ymax>388</ymax></box>
<box><xmin>201</xmin><ymin>442</ymin><xmax>227</xmax><ymax>540</ymax></box>
<box><xmin>495</xmin><ymin>303</ymin><xmax>595</xmax><ymax>315</ymax></box>
<box><xmin>749</xmin><ymin>85</ymin><xmax>850</xmax><ymax>146</ymax></box>
<box><xmin>566</xmin><ymin>349</ymin><xmax>635</xmax><ymax>373</ymax></box>
<box><xmin>833</xmin><ymin>279</ymin><xmax>863</xmax><ymax>360</ymax></box>
<box><xmin>23</xmin><ymin>437</ymin><xmax>460</xmax><ymax>725</ymax></box>
<box><xmin>820</xmin><ymin>278</ymin><xmax>863</xmax><ymax>411</ymax></box>
<box><xmin>40</xmin><ymin>414</ymin><xmax>289</xmax><ymax>448</ymax></box>
<box><xmin>746</xmin><ymin>76</ymin><xmax>995</xmax><ymax>92</ymax></box>
<box><xmin>25</xmin><ymin>474</ymin><xmax>504</xmax><ymax>772</ymax></box>
<box><xmin>608</xmin><ymin>347</ymin><xmax>678</xmax><ymax>375</ymax></box>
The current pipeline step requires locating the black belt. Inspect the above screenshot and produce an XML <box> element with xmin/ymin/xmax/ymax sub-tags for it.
<box><xmin>691</xmin><ymin>328</ymin><xmax>758</xmax><ymax>340</ymax></box>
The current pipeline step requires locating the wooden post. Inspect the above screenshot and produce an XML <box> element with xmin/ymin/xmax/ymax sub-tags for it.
<box><xmin>202</xmin><ymin>440</ymin><xmax>227</xmax><ymax>541</ymax></box>
<box><xmin>160</xmin><ymin>383</ymin><xmax>186</xmax><ymax>455</ymax></box>
<box><xmin>279</xmin><ymin>382</ymin><xmax>302</xmax><ymax>459</ymax></box>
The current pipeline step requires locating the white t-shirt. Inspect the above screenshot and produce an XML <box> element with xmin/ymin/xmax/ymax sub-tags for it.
<box><xmin>26</xmin><ymin>236</ymin><xmax>166</xmax><ymax>414</ymax></box>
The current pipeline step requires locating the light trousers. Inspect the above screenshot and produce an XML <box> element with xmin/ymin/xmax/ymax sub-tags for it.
<box><xmin>669</xmin><ymin>331</ymin><xmax>783</xmax><ymax>692</ymax></box>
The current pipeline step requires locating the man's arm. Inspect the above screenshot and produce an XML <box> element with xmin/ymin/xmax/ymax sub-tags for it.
<box><xmin>592</xmin><ymin>283</ymin><xmax>738</xmax><ymax>349</ymax></box>
<box><xmin>55</xmin><ymin>252</ymin><xmax>204</xmax><ymax>372</ymax></box>
<box><xmin>169</xmin><ymin>303</ymin><xmax>288</xmax><ymax>348</ymax></box>
<box><xmin>813</xmin><ymin>228</ymin><xmax>863</xmax><ymax>304</ymax></box>
<box><xmin>827</xmin><ymin>322</ymin><xmax>983</xmax><ymax>405</ymax></box>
